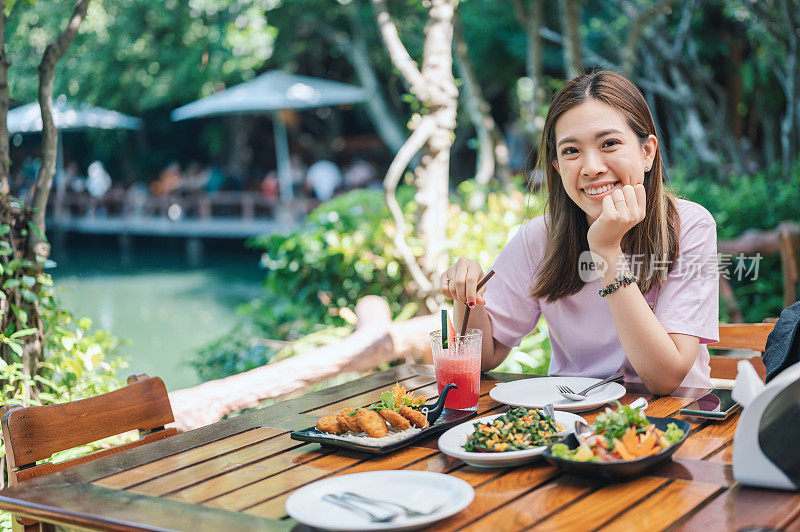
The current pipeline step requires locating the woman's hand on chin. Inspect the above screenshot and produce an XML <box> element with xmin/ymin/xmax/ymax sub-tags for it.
<box><xmin>587</xmin><ymin>183</ymin><xmax>646</xmax><ymax>258</ymax></box>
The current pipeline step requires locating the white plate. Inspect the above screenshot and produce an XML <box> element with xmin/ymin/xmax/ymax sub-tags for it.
<box><xmin>437</xmin><ymin>410</ymin><xmax>586</xmax><ymax>468</ymax></box>
<box><xmin>285</xmin><ymin>470</ymin><xmax>474</xmax><ymax>531</ymax></box>
<box><xmin>489</xmin><ymin>377</ymin><xmax>626</xmax><ymax>412</ymax></box>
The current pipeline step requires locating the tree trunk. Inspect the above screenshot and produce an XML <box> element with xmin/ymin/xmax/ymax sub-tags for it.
<box><xmin>167</xmin><ymin>297</ymin><xmax>438</xmax><ymax>431</ymax></box>
<box><xmin>0</xmin><ymin>0</ymin><xmax>91</xmax><ymax>403</ymax></box>
<box><xmin>415</xmin><ymin>0</ymin><xmax>458</xmax><ymax>305</ymax></box>
<box><xmin>558</xmin><ymin>0</ymin><xmax>583</xmax><ymax>78</ymax></box>
<box><xmin>344</xmin><ymin>6</ymin><xmax>406</xmax><ymax>153</ymax></box>
<box><xmin>30</xmin><ymin>0</ymin><xmax>91</xmax><ymax>257</ymax></box>
<box><xmin>372</xmin><ymin>0</ymin><xmax>459</xmax><ymax>310</ymax></box>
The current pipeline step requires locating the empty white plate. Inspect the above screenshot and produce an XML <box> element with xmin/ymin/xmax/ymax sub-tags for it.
<box><xmin>437</xmin><ymin>410</ymin><xmax>587</xmax><ymax>468</ymax></box>
<box><xmin>489</xmin><ymin>376</ymin><xmax>626</xmax><ymax>412</ymax></box>
<box><xmin>285</xmin><ymin>470</ymin><xmax>474</xmax><ymax>531</ymax></box>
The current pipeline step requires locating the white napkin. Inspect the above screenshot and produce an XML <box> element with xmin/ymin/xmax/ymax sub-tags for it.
<box><xmin>732</xmin><ymin>360</ymin><xmax>765</xmax><ymax>408</ymax></box>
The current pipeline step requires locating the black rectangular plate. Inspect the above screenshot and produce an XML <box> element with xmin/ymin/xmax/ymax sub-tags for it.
<box><xmin>290</xmin><ymin>408</ymin><xmax>477</xmax><ymax>454</ymax></box>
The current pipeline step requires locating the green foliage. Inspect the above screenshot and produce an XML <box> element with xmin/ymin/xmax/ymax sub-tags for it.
<box><xmin>0</xmin><ymin>301</ymin><xmax>128</xmax><ymax>447</ymax></box>
<box><xmin>493</xmin><ymin>317</ymin><xmax>551</xmax><ymax>375</ymax></box>
<box><xmin>0</xmin><ymin>300</ymin><xmax>126</xmax><ymax>529</ymax></box>
<box><xmin>194</xmin><ymin>184</ymin><xmax>552</xmax><ymax>380</ymax></box>
<box><xmin>1</xmin><ymin>249</ymin><xmax>127</xmax><ymax>510</ymax></box>
<box><xmin>671</xmin><ymin>158</ymin><xmax>800</xmax><ymax>321</ymax></box>
<box><xmin>6</xmin><ymin>0</ymin><xmax>276</xmax><ymax>112</ymax></box>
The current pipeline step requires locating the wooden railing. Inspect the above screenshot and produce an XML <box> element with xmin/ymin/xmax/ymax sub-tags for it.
<box><xmin>48</xmin><ymin>190</ymin><xmax>319</xmax><ymax>222</ymax></box>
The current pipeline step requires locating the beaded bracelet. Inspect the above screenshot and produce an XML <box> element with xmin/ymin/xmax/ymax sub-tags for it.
<box><xmin>599</xmin><ymin>274</ymin><xmax>639</xmax><ymax>297</ymax></box>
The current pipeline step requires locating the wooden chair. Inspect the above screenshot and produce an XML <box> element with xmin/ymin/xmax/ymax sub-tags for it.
<box><xmin>708</xmin><ymin>323</ymin><xmax>775</xmax><ymax>382</ymax></box>
<box><xmin>1</xmin><ymin>374</ymin><xmax>176</xmax><ymax>531</ymax></box>
<box><xmin>779</xmin><ymin>222</ymin><xmax>800</xmax><ymax>308</ymax></box>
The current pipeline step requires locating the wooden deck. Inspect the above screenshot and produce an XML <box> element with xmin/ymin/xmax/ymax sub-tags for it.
<box><xmin>47</xmin><ymin>190</ymin><xmax>318</xmax><ymax>239</ymax></box>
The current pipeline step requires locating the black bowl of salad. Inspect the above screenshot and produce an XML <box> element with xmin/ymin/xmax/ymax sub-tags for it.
<box><xmin>542</xmin><ymin>402</ymin><xmax>691</xmax><ymax>479</ymax></box>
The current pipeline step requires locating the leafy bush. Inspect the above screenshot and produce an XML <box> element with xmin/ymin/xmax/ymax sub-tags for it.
<box><xmin>671</xmin><ymin>158</ymin><xmax>800</xmax><ymax>321</ymax></box>
<box><xmin>193</xmin><ymin>183</ymin><xmax>552</xmax><ymax>380</ymax></box>
<box><xmin>1</xmin><ymin>291</ymin><xmax>127</xmax><ymax>518</ymax></box>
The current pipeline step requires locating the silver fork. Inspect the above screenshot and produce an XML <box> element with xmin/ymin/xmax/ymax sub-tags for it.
<box><xmin>557</xmin><ymin>373</ymin><xmax>625</xmax><ymax>401</ymax></box>
<box><xmin>341</xmin><ymin>492</ymin><xmax>443</xmax><ymax>517</ymax></box>
<box><xmin>322</xmin><ymin>494</ymin><xmax>398</xmax><ymax>522</ymax></box>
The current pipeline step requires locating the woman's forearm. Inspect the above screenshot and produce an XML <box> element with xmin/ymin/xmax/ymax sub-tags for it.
<box><xmin>599</xmin><ymin>250</ymin><xmax>694</xmax><ymax>394</ymax></box>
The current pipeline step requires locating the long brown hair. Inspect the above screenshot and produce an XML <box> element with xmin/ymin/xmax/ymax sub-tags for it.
<box><xmin>532</xmin><ymin>70</ymin><xmax>679</xmax><ymax>301</ymax></box>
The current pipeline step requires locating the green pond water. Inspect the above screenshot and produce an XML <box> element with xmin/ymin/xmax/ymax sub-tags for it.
<box><xmin>51</xmin><ymin>235</ymin><xmax>265</xmax><ymax>391</ymax></box>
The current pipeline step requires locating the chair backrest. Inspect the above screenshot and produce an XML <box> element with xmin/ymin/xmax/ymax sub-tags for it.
<box><xmin>779</xmin><ymin>223</ymin><xmax>800</xmax><ymax>308</ymax></box>
<box><xmin>708</xmin><ymin>323</ymin><xmax>775</xmax><ymax>381</ymax></box>
<box><xmin>1</xmin><ymin>374</ymin><xmax>176</xmax><ymax>484</ymax></box>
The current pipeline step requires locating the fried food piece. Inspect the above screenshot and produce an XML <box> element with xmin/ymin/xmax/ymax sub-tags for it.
<box><xmin>379</xmin><ymin>409</ymin><xmax>411</xmax><ymax>430</ymax></box>
<box><xmin>315</xmin><ymin>415</ymin><xmax>344</xmax><ymax>434</ymax></box>
<box><xmin>337</xmin><ymin>407</ymin><xmax>361</xmax><ymax>433</ymax></box>
<box><xmin>356</xmin><ymin>409</ymin><xmax>388</xmax><ymax>438</ymax></box>
<box><xmin>399</xmin><ymin>406</ymin><xmax>429</xmax><ymax>428</ymax></box>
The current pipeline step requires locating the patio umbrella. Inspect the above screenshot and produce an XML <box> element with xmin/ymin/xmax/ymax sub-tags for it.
<box><xmin>170</xmin><ymin>70</ymin><xmax>368</xmax><ymax>201</ymax></box>
<box><xmin>7</xmin><ymin>98</ymin><xmax>143</xmax><ymax>197</ymax></box>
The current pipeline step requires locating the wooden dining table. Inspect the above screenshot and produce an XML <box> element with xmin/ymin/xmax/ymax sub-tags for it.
<box><xmin>1</xmin><ymin>364</ymin><xmax>799</xmax><ymax>531</ymax></box>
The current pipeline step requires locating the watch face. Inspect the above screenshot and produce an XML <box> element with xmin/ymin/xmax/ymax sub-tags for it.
<box><xmin>758</xmin><ymin>379</ymin><xmax>800</xmax><ymax>485</ymax></box>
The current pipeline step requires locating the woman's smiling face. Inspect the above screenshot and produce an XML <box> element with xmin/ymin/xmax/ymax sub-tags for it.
<box><xmin>553</xmin><ymin>99</ymin><xmax>657</xmax><ymax>223</ymax></box>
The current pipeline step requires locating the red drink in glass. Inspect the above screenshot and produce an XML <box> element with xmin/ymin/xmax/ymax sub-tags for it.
<box><xmin>435</xmin><ymin>357</ymin><xmax>480</xmax><ymax>409</ymax></box>
<box><xmin>430</xmin><ymin>328</ymin><xmax>482</xmax><ymax>411</ymax></box>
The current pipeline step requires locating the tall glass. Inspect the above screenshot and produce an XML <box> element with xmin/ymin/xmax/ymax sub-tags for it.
<box><xmin>429</xmin><ymin>328</ymin><xmax>482</xmax><ymax>411</ymax></box>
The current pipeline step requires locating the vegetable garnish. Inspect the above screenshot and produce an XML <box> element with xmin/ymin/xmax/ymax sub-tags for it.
<box><xmin>463</xmin><ymin>407</ymin><xmax>564</xmax><ymax>452</ymax></box>
<box><xmin>549</xmin><ymin>402</ymin><xmax>685</xmax><ymax>462</ymax></box>
<box><xmin>367</xmin><ymin>383</ymin><xmax>427</xmax><ymax>412</ymax></box>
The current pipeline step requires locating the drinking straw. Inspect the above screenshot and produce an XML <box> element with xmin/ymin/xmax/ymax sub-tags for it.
<box><xmin>441</xmin><ymin>308</ymin><xmax>448</xmax><ymax>349</ymax></box>
<box><xmin>460</xmin><ymin>269</ymin><xmax>496</xmax><ymax>336</ymax></box>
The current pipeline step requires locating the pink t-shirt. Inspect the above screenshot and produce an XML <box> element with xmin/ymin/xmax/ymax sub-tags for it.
<box><xmin>484</xmin><ymin>198</ymin><xmax>719</xmax><ymax>389</ymax></box>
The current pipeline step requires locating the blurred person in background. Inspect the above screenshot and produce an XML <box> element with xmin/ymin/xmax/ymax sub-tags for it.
<box><xmin>305</xmin><ymin>158</ymin><xmax>342</xmax><ymax>201</ymax></box>
<box><xmin>343</xmin><ymin>157</ymin><xmax>378</xmax><ymax>190</ymax></box>
<box><xmin>86</xmin><ymin>160</ymin><xmax>112</xmax><ymax>217</ymax></box>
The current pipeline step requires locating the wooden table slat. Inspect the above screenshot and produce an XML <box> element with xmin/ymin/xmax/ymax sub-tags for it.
<box><xmin>504</xmin><ymin>476</ymin><xmax>668</xmax><ymax>531</ymax></box>
<box><xmin>597</xmin><ymin>479</ymin><xmax>721</xmax><ymax>530</ymax></box>
<box><xmin>95</xmin><ymin>426</ymin><xmax>284</xmax><ymax>490</ymax></box>
<box><xmin>205</xmin><ymin>446</ymin><xmax>439</xmax><ymax>511</ymax></box>
<box><xmin>672</xmin><ymin>483</ymin><xmax>800</xmax><ymax>531</ymax></box>
<box><xmin>124</xmin><ymin>433</ymin><xmax>311</xmax><ymax>497</ymax></box>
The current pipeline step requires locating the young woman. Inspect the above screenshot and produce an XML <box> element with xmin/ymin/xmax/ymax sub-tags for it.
<box><xmin>441</xmin><ymin>70</ymin><xmax>718</xmax><ymax>394</ymax></box>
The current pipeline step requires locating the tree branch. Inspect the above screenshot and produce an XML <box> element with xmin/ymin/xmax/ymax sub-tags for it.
<box><xmin>558</xmin><ymin>0</ymin><xmax>583</xmax><ymax>77</ymax></box>
<box><xmin>509</xmin><ymin>0</ymin><xmax>528</xmax><ymax>26</ymax></box>
<box><xmin>317</xmin><ymin>15</ymin><xmax>406</xmax><ymax>153</ymax></box>
<box><xmin>620</xmin><ymin>0</ymin><xmax>676</xmax><ymax>76</ymax></box>
<box><xmin>539</xmin><ymin>27</ymin><xmax>613</xmax><ymax>68</ymax></box>
<box><xmin>383</xmin><ymin>116</ymin><xmax>436</xmax><ymax>294</ymax></box>
<box><xmin>30</xmin><ymin>0</ymin><xmax>91</xmax><ymax>257</ymax></box>
<box><xmin>371</xmin><ymin>0</ymin><xmax>429</xmax><ymax>101</ymax></box>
